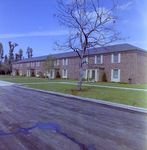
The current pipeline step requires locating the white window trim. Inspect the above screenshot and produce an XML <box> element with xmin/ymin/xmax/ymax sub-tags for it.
<box><xmin>63</xmin><ymin>58</ymin><xmax>68</xmax><ymax>65</ymax></box>
<box><xmin>111</xmin><ymin>53</ymin><xmax>121</xmax><ymax>63</ymax></box>
<box><xmin>36</xmin><ymin>62</ymin><xmax>40</xmax><ymax>67</ymax></box>
<box><xmin>27</xmin><ymin>63</ymin><xmax>30</xmax><ymax>67</ymax></box>
<box><xmin>96</xmin><ymin>55</ymin><xmax>103</xmax><ymax>64</ymax></box>
<box><xmin>83</xmin><ymin>69</ymin><xmax>87</xmax><ymax>79</ymax></box>
<box><xmin>20</xmin><ymin>70</ymin><xmax>22</xmax><ymax>75</ymax></box>
<box><xmin>27</xmin><ymin>70</ymin><xmax>30</xmax><ymax>76</ymax></box>
<box><xmin>36</xmin><ymin>70</ymin><xmax>39</xmax><ymax>76</ymax></box>
<box><xmin>111</xmin><ymin>69</ymin><xmax>120</xmax><ymax>82</ymax></box>
<box><xmin>62</xmin><ymin>69</ymin><xmax>67</xmax><ymax>78</ymax></box>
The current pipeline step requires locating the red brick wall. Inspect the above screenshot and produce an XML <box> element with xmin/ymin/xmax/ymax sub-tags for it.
<box><xmin>12</xmin><ymin>50</ymin><xmax>147</xmax><ymax>84</ymax></box>
<box><xmin>136</xmin><ymin>52</ymin><xmax>147</xmax><ymax>83</ymax></box>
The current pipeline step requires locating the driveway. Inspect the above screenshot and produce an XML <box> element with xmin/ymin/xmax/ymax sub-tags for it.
<box><xmin>0</xmin><ymin>85</ymin><xmax>147</xmax><ymax>150</ymax></box>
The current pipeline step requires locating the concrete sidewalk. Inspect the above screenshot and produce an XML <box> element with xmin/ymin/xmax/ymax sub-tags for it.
<box><xmin>0</xmin><ymin>80</ymin><xmax>15</xmax><ymax>86</ymax></box>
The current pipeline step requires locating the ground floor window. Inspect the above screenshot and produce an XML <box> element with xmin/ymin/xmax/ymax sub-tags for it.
<box><xmin>27</xmin><ymin>70</ymin><xmax>31</xmax><ymax>76</ymax></box>
<box><xmin>20</xmin><ymin>70</ymin><xmax>22</xmax><ymax>75</ymax></box>
<box><xmin>83</xmin><ymin>69</ymin><xmax>87</xmax><ymax>79</ymax></box>
<box><xmin>111</xmin><ymin>69</ymin><xmax>120</xmax><ymax>82</ymax></box>
<box><xmin>113</xmin><ymin>69</ymin><xmax>118</xmax><ymax>78</ymax></box>
<box><xmin>12</xmin><ymin>70</ymin><xmax>15</xmax><ymax>76</ymax></box>
<box><xmin>62</xmin><ymin>69</ymin><xmax>67</xmax><ymax>78</ymax></box>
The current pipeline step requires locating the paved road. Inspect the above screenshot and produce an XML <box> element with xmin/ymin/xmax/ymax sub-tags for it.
<box><xmin>0</xmin><ymin>85</ymin><xmax>147</xmax><ymax>150</ymax></box>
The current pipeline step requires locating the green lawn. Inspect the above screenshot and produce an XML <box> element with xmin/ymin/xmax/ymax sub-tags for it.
<box><xmin>1</xmin><ymin>75</ymin><xmax>147</xmax><ymax>108</ymax></box>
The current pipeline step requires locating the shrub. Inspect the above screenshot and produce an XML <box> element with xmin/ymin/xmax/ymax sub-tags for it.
<box><xmin>24</xmin><ymin>74</ymin><xmax>26</xmax><ymax>77</ymax></box>
<box><xmin>102</xmin><ymin>72</ymin><xmax>107</xmax><ymax>82</ymax></box>
<box><xmin>42</xmin><ymin>76</ymin><xmax>45</xmax><ymax>78</ymax></box>
<box><xmin>128</xmin><ymin>78</ymin><xmax>132</xmax><ymax>84</ymax></box>
<box><xmin>82</xmin><ymin>77</ymin><xmax>86</xmax><ymax>81</ymax></box>
<box><xmin>89</xmin><ymin>78</ymin><xmax>93</xmax><ymax>82</ymax></box>
<box><xmin>56</xmin><ymin>71</ymin><xmax>61</xmax><ymax>78</ymax></box>
<box><xmin>46</xmin><ymin>76</ymin><xmax>49</xmax><ymax>79</ymax></box>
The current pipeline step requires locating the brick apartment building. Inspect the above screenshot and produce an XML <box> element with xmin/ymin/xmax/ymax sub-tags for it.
<box><xmin>12</xmin><ymin>43</ymin><xmax>147</xmax><ymax>84</ymax></box>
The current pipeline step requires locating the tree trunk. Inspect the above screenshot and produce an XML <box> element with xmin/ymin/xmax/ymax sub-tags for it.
<box><xmin>77</xmin><ymin>61</ymin><xmax>83</xmax><ymax>90</ymax></box>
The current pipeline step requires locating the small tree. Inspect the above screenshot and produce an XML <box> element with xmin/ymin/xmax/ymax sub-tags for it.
<box><xmin>43</xmin><ymin>54</ymin><xmax>56</xmax><ymax>79</ymax></box>
<box><xmin>56</xmin><ymin>71</ymin><xmax>61</xmax><ymax>78</ymax></box>
<box><xmin>102</xmin><ymin>72</ymin><xmax>107</xmax><ymax>82</ymax></box>
<box><xmin>55</xmin><ymin>0</ymin><xmax>126</xmax><ymax>90</ymax></box>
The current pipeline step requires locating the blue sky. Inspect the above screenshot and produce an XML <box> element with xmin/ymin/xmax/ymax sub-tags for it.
<box><xmin>0</xmin><ymin>0</ymin><xmax>146</xmax><ymax>58</ymax></box>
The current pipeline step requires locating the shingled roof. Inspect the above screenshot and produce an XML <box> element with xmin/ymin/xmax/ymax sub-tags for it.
<box><xmin>13</xmin><ymin>43</ymin><xmax>146</xmax><ymax>64</ymax></box>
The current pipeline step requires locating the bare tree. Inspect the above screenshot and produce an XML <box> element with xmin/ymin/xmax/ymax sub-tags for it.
<box><xmin>55</xmin><ymin>0</ymin><xmax>125</xmax><ymax>90</ymax></box>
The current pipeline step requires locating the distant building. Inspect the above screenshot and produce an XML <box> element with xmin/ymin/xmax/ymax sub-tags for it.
<box><xmin>12</xmin><ymin>43</ymin><xmax>147</xmax><ymax>84</ymax></box>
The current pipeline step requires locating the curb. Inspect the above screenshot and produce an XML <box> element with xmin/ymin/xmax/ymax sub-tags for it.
<box><xmin>13</xmin><ymin>83</ymin><xmax>147</xmax><ymax>115</ymax></box>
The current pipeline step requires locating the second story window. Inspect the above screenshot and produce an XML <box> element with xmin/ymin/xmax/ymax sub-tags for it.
<box><xmin>31</xmin><ymin>62</ymin><xmax>34</xmax><ymax>67</ymax></box>
<box><xmin>114</xmin><ymin>54</ymin><xmax>118</xmax><ymax>63</ymax></box>
<box><xmin>83</xmin><ymin>57</ymin><xmax>88</xmax><ymax>64</ymax></box>
<box><xmin>36</xmin><ymin>62</ymin><xmax>40</xmax><ymax>67</ymax></box>
<box><xmin>20</xmin><ymin>64</ymin><xmax>22</xmax><ymax>67</ymax></box>
<box><xmin>95</xmin><ymin>55</ymin><xmax>103</xmax><ymax>64</ymax></box>
<box><xmin>63</xmin><ymin>58</ymin><xmax>68</xmax><ymax>65</ymax></box>
<box><xmin>55</xmin><ymin>59</ymin><xmax>59</xmax><ymax>66</ymax></box>
<box><xmin>17</xmin><ymin>64</ymin><xmax>19</xmax><ymax>67</ymax></box>
<box><xmin>13</xmin><ymin>65</ymin><xmax>15</xmax><ymax>68</ymax></box>
<box><xmin>27</xmin><ymin>63</ymin><xmax>30</xmax><ymax>67</ymax></box>
<box><xmin>111</xmin><ymin>53</ymin><xmax>121</xmax><ymax>63</ymax></box>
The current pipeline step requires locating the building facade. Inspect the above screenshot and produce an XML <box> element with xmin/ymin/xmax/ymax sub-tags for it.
<box><xmin>12</xmin><ymin>43</ymin><xmax>147</xmax><ymax>84</ymax></box>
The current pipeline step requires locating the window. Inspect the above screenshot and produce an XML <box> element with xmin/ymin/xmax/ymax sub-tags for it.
<box><xmin>36</xmin><ymin>62</ymin><xmax>40</xmax><ymax>67</ymax></box>
<box><xmin>83</xmin><ymin>69</ymin><xmax>87</xmax><ymax>78</ymax></box>
<box><xmin>111</xmin><ymin>69</ymin><xmax>120</xmax><ymax>82</ymax></box>
<box><xmin>113</xmin><ymin>69</ymin><xmax>118</xmax><ymax>78</ymax></box>
<box><xmin>114</xmin><ymin>54</ymin><xmax>118</xmax><ymax>63</ymax></box>
<box><xmin>36</xmin><ymin>70</ymin><xmax>39</xmax><ymax>76</ymax></box>
<box><xmin>27</xmin><ymin>70</ymin><xmax>30</xmax><ymax>76</ymax></box>
<box><xmin>20</xmin><ymin>70</ymin><xmax>22</xmax><ymax>75</ymax></box>
<box><xmin>20</xmin><ymin>64</ymin><xmax>22</xmax><ymax>67</ymax></box>
<box><xmin>111</xmin><ymin>53</ymin><xmax>120</xmax><ymax>63</ymax></box>
<box><xmin>13</xmin><ymin>65</ymin><xmax>15</xmax><ymax>68</ymax></box>
<box><xmin>62</xmin><ymin>69</ymin><xmax>67</xmax><ymax>78</ymax></box>
<box><xmin>31</xmin><ymin>62</ymin><xmax>34</xmax><ymax>67</ymax></box>
<box><xmin>95</xmin><ymin>55</ymin><xmax>103</xmax><ymax>64</ymax></box>
<box><xmin>27</xmin><ymin>63</ymin><xmax>30</xmax><ymax>67</ymax></box>
<box><xmin>55</xmin><ymin>59</ymin><xmax>59</xmax><ymax>66</ymax></box>
<box><xmin>63</xmin><ymin>58</ymin><xmax>68</xmax><ymax>65</ymax></box>
<box><xmin>17</xmin><ymin>64</ymin><xmax>19</xmax><ymax>67</ymax></box>
<box><xmin>83</xmin><ymin>57</ymin><xmax>88</xmax><ymax>64</ymax></box>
